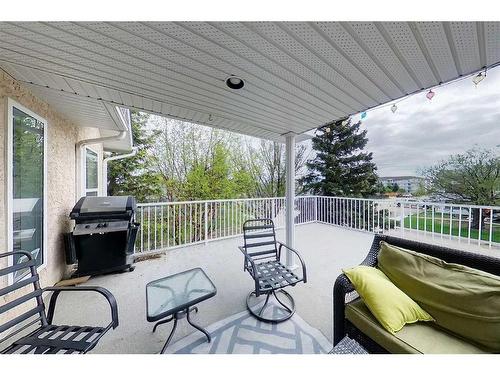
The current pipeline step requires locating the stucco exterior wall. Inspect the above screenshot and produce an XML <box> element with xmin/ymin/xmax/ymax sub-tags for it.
<box><xmin>0</xmin><ymin>71</ymin><xmax>103</xmax><ymax>310</ymax></box>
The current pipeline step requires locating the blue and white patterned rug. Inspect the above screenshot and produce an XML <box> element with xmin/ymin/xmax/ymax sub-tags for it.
<box><xmin>166</xmin><ymin>305</ymin><xmax>332</xmax><ymax>354</ymax></box>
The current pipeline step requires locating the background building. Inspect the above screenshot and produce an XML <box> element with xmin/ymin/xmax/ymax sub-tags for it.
<box><xmin>379</xmin><ymin>176</ymin><xmax>426</xmax><ymax>194</ymax></box>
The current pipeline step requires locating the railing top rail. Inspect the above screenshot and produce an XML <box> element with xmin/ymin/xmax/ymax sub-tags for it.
<box><xmin>137</xmin><ymin>195</ymin><xmax>500</xmax><ymax>210</ymax></box>
<box><xmin>311</xmin><ymin>196</ymin><xmax>500</xmax><ymax>210</ymax></box>
<box><xmin>390</xmin><ymin>200</ymin><xmax>500</xmax><ymax>210</ymax></box>
<box><xmin>137</xmin><ymin>196</ymin><xmax>287</xmax><ymax>207</ymax></box>
<box><xmin>312</xmin><ymin>196</ymin><xmax>378</xmax><ymax>202</ymax></box>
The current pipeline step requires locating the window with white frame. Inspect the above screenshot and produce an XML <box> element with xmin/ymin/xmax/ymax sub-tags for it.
<box><xmin>84</xmin><ymin>147</ymin><xmax>99</xmax><ymax>196</ymax></box>
<box><xmin>7</xmin><ymin>99</ymin><xmax>47</xmax><ymax>282</ymax></box>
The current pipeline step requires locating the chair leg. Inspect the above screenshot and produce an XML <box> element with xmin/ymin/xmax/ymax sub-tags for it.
<box><xmin>272</xmin><ymin>290</ymin><xmax>293</xmax><ymax>313</ymax></box>
<box><xmin>246</xmin><ymin>290</ymin><xmax>296</xmax><ymax>323</ymax></box>
<box><xmin>258</xmin><ymin>292</ymin><xmax>272</xmax><ymax>316</ymax></box>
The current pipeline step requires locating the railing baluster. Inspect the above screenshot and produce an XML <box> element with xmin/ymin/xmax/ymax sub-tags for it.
<box><xmin>190</xmin><ymin>203</ymin><xmax>193</xmax><ymax>244</ymax></box>
<box><xmin>178</xmin><ymin>204</ymin><xmax>181</xmax><ymax>245</ymax></box>
<box><xmin>478</xmin><ymin>208</ymin><xmax>482</xmax><ymax>247</ymax></box>
<box><xmin>154</xmin><ymin>206</ymin><xmax>157</xmax><ymax>250</ymax></box>
<box><xmin>449</xmin><ymin>206</ymin><xmax>453</xmax><ymax>240</ymax></box>
<box><xmin>440</xmin><ymin>206</ymin><xmax>444</xmax><ymax>238</ymax></box>
<box><xmin>458</xmin><ymin>207</ymin><xmax>462</xmax><ymax>243</ymax></box>
<box><xmin>140</xmin><ymin>207</ymin><xmax>144</xmax><ymax>253</ymax></box>
<box><xmin>160</xmin><ymin>205</ymin><xmax>164</xmax><ymax>249</ymax></box>
<box><xmin>415</xmin><ymin>203</ymin><xmax>418</xmax><ymax>232</ymax></box>
<box><xmin>488</xmin><ymin>208</ymin><xmax>493</xmax><ymax>249</ymax></box>
<box><xmin>204</xmin><ymin>202</ymin><xmax>208</xmax><ymax>243</ymax></box>
<box><xmin>375</xmin><ymin>202</ymin><xmax>378</xmax><ymax>232</ymax></box>
<box><xmin>401</xmin><ymin>202</ymin><xmax>404</xmax><ymax>235</ymax></box>
<box><xmin>147</xmin><ymin>206</ymin><xmax>151</xmax><ymax>251</ymax></box>
<box><xmin>423</xmin><ymin>203</ymin><xmax>427</xmax><ymax>235</ymax></box>
<box><xmin>468</xmin><ymin>205</ymin><xmax>472</xmax><ymax>244</ymax></box>
<box><xmin>372</xmin><ymin>201</ymin><xmax>375</xmax><ymax>232</ymax></box>
<box><xmin>431</xmin><ymin>204</ymin><xmax>434</xmax><ymax>239</ymax></box>
<box><xmin>224</xmin><ymin>201</ymin><xmax>227</xmax><ymax>238</ymax></box>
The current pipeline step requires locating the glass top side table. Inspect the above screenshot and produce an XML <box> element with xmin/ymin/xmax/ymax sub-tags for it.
<box><xmin>146</xmin><ymin>268</ymin><xmax>217</xmax><ymax>353</ymax></box>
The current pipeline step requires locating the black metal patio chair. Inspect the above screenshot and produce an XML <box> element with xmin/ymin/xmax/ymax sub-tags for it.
<box><xmin>1</xmin><ymin>251</ymin><xmax>118</xmax><ymax>354</ymax></box>
<box><xmin>238</xmin><ymin>219</ymin><xmax>307</xmax><ymax>323</ymax></box>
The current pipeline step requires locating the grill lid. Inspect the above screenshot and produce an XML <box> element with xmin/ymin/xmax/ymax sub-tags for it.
<box><xmin>70</xmin><ymin>196</ymin><xmax>136</xmax><ymax>221</ymax></box>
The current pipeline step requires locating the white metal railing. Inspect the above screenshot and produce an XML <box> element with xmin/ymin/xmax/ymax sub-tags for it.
<box><xmin>135</xmin><ymin>196</ymin><xmax>499</xmax><ymax>254</ymax></box>
<box><xmin>135</xmin><ymin>196</ymin><xmax>316</xmax><ymax>254</ymax></box>
<box><xmin>314</xmin><ymin>196</ymin><xmax>500</xmax><ymax>250</ymax></box>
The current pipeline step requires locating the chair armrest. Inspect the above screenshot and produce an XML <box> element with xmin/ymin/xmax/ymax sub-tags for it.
<box><xmin>332</xmin><ymin>235</ymin><xmax>382</xmax><ymax>345</ymax></box>
<box><xmin>276</xmin><ymin>241</ymin><xmax>307</xmax><ymax>283</ymax></box>
<box><xmin>333</xmin><ymin>273</ymin><xmax>356</xmax><ymax>345</ymax></box>
<box><xmin>238</xmin><ymin>246</ymin><xmax>258</xmax><ymax>275</ymax></box>
<box><xmin>43</xmin><ymin>286</ymin><xmax>119</xmax><ymax>329</ymax></box>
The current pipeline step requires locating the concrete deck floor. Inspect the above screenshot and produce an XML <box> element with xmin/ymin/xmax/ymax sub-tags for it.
<box><xmin>52</xmin><ymin>223</ymin><xmax>374</xmax><ymax>354</ymax></box>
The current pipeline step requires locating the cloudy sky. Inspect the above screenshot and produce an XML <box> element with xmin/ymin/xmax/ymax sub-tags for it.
<box><xmin>349</xmin><ymin>66</ymin><xmax>500</xmax><ymax>177</ymax></box>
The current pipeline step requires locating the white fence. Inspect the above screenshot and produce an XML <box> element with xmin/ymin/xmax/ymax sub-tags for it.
<box><xmin>315</xmin><ymin>196</ymin><xmax>500</xmax><ymax>250</ymax></box>
<box><xmin>136</xmin><ymin>196</ymin><xmax>500</xmax><ymax>254</ymax></box>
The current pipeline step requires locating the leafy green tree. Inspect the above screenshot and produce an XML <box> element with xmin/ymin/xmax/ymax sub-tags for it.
<box><xmin>151</xmin><ymin>117</ymin><xmax>256</xmax><ymax>200</ymax></box>
<box><xmin>107</xmin><ymin>112</ymin><xmax>163</xmax><ymax>202</ymax></box>
<box><xmin>300</xmin><ymin>118</ymin><xmax>377</xmax><ymax>197</ymax></box>
<box><xmin>423</xmin><ymin>147</ymin><xmax>500</xmax><ymax>228</ymax></box>
<box><xmin>182</xmin><ymin>144</ymin><xmax>249</xmax><ymax>200</ymax></box>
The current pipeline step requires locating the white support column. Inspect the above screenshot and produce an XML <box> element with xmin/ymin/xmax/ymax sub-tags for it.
<box><xmin>285</xmin><ymin>133</ymin><xmax>296</xmax><ymax>268</ymax></box>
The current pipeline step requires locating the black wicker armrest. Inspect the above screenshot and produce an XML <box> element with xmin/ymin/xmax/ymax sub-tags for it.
<box><xmin>276</xmin><ymin>241</ymin><xmax>307</xmax><ymax>283</ymax></box>
<box><xmin>332</xmin><ymin>235</ymin><xmax>384</xmax><ymax>345</ymax></box>
<box><xmin>43</xmin><ymin>286</ymin><xmax>119</xmax><ymax>330</ymax></box>
<box><xmin>333</xmin><ymin>273</ymin><xmax>356</xmax><ymax>345</ymax></box>
<box><xmin>360</xmin><ymin>235</ymin><xmax>383</xmax><ymax>267</ymax></box>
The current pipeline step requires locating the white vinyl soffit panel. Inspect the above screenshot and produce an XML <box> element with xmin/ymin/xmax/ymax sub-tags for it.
<box><xmin>0</xmin><ymin>21</ymin><xmax>499</xmax><ymax>142</ymax></box>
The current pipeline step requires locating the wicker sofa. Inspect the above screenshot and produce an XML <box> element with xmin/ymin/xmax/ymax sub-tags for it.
<box><xmin>333</xmin><ymin>235</ymin><xmax>500</xmax><ymax>354</ymax></box>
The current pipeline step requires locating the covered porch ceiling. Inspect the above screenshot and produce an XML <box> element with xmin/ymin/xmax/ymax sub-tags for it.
<box><xmin>1</xmin><ymin>22</ymin><xmax>499</xmax><ymax>146</ymax></box>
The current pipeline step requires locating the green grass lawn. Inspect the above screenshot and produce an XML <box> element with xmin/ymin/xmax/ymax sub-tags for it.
<box><xmin>403</xmin><ymin>215</ymin><xmax>500</xmax><ymax>243</ymax></box>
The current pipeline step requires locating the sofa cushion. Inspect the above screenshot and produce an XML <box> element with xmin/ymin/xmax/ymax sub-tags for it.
<box><xmin>345</xmin><ymin>299</ymin><xmax>487</xmax><ymax>354</ymax></box>
<box><xmin>343</xmin><ymin>266</ymin><xmax>433</xmax><ymax>334</ymax></box>
<box><xmin>377</xmin><ymin>241</ymin><xmax>500</xmax><ymax>352</ymax></box>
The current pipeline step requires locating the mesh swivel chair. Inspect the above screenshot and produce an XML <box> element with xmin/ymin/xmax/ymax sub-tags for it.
<box><xmin>238</xmin><ymin>219</ymin><xmax>307</xmax><ymax>323</ymax></box>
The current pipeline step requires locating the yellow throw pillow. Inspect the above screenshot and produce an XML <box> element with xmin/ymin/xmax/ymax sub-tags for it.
<box><xmin>343</xmin><ymin>266</ymin><xmax>434</xmax><ymax>334</ymax></box>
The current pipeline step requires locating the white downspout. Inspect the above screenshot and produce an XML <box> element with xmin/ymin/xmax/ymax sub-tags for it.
<box><xmin>76</xmin><ymin>131</ymin><xmax>127</xmax><ymax>150</ymax></box>
<box><xmin>285</xmin><ymin>133</ymin><xmax>297</xmax><ymax>268</ymax></box>
<box><xmin>101</xmin><ymin>147</ymin><xmax>138</xmax><ymax>196</ymax></box>
<box><xmin>75</xmin><ymin>131</ymin><xmax>127</xmax><ymax>200</ymax></box>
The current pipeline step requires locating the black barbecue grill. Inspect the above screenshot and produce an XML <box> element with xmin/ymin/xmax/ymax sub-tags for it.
<box><xmin>65</xmin><ymin>196</ymin><xmax>139</xmax><ymax>277</ymax></box>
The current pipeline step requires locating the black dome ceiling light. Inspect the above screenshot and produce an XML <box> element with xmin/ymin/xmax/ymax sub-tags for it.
<box><xmin>225</xmin><ymin>75</ymin><xmax>245</xmax><ymax>90</ymax></box>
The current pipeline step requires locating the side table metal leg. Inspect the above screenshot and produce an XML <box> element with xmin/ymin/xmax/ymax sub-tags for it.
<box><xmin>153</xmin><ymin>315</ymin><xmax>174</xmax><ymax>333</ymax></box>
<box><xmin>186</xmin><ymin>308</ymin><xmax>211</xmax><ymax>343</ymax></box>
<box><xmin>160</xmin><ymin>317</ymin><xmax>178</xmax><ymax>354</ymax></box>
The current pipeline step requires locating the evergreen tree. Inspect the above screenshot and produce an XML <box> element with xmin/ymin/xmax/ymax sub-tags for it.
<box><xmin>107</xmin><ymin>112</ymin><xmax>162</xmax><ymax>202</ymax></box>
<box><xmin>300</xmin><ymin>118</ymin><xmax>377</xmax><ymax>197</ymax></box>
